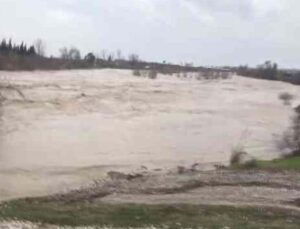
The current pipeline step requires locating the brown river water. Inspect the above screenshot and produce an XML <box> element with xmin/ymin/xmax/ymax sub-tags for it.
<box><xmin>0</xmin><ymin>69</ymin><xmax>299</xmax><ymax>201</ymax></box>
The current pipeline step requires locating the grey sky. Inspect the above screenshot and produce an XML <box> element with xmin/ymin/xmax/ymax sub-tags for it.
<box><xmin>0</xmin><ymin>0</ymin><xmax>299</xmax><ymax>67</ymax></box>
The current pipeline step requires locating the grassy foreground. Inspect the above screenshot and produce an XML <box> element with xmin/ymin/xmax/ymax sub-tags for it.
<box><xmin>1</xmin><ymin>199</ymin><xmax>300</xmax><ymax>228</ymax></box>
<box><xmin>1</xmin><ymin>158</ymin><xmax>299</xmax><ymax>228</ymax></box>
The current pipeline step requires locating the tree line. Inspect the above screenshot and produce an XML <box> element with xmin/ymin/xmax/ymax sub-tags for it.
<box><xmin>3</xmin><ymin>37</ymin><xmax>299</xmax><ymax>85</ymax></box>
<box><xmin>237</xmin><ymin>61</ymin><xmax>278</xmax><ymax>80</ymax></box>
<box><xmin>0</xmin><ymin>37</ymin><xmax>204</xmax><ymax>72</ymax></box>
<box><xmin>0</xmin><ymin>39</ymin><xmax>36</xmax><ymax>56</ymax></box>
<box><xmin>237</xmin><ymin>61</ymin><xmax>300</xmax><ymax>85</ymax></box>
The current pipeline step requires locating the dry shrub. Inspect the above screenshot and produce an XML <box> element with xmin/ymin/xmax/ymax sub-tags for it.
<box><xmin>230</xmin><ymin>147</ymin><xmax>257</xmax><ymax>168</ymax></box>
<box><xmin>132</xmin><ymin>69</ymin><xmax>141</xmax><ymax>77</ymax></box>
<box><xmin>202</xmin><ymin>72</ymin><xmax>211</xmax><ymax>80</ymax></box>
<box><xmin>182</xmin><ymin>72</ymin><xmax>188</xmax><ymax>78</ymax></box>
<box><xmin>196</xmin><ymin>72</ymin><xmax>203</xmax><ymax>80</ymax></box>
<box><xmin>148</xmin><ymin>69</ymin><xmax>158</xmax><ymax>79</ymax></box>
<box><xmin>221</xmin><ymin>72</ymin><xmax>231</xmax><ymax>79</ymax></box>
<box><xmin>279</xmin><ymin>92</ymin><xmax>295</xmax><ymax>105</ymax></box>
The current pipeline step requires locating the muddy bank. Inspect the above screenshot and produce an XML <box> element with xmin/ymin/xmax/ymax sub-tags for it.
<box><xmin>40</xmin><ymin>168</ymin><xmax>300</xmax><ymax>212</ymax></box>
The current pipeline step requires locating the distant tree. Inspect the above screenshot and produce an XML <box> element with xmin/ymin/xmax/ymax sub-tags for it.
<box><xmin>257</xmin><ymin>61</ymin><xmax>278</xmax><ymax>80</ymax></box>
<box><xmin>107</xmin><ymin>52</ymin><xmax>114</xmax><ymax>62</ymax></box>
<box><xmin>12</xmin><ymin>44</ymin><xmax>18</xmax><ymax>53</ymax></box>
<box><xmin>8</xmin><ymin>39</ymin><xmax>12</xmax><ymax>50</ymax></box>
<box><xmin>59</xmin><ymin>47</ymin><xmax>69</xmax><ymax>59</ymax></box>
<box><xmin>59</xmin><ymin>47</ymin><xmax>81</xmax><ymax>60</ymax></box>
<box><xmin>100</xmin><ymin>49</ymin><xmax>107</xmax><ymax>60</ymax></box>
<box><xmin>69</xmin><ymin>47</ymin><xmax>81</xmax><ymax>60</ymax></box>
<box><xmin>128</xmin><ymin>53</ymin><xmax>139</xmax><ymax>67</ymax></box>
<box><xmin>84</xmin><ymin>52</ymin><xmax>96</xmax><ymax>65</ymax></box>
<box><xmin>238</xmin><ymin>61</ymin><xmax>279</xmax><ymax>80</ymax></box>
<box><xmin>185</xmin><ymin>62</ymin><xmax>194</xmax><ymax>67</ymax></box>
<box><xmin>116</xmin><ymin>49</ymin><xmax>123</xmax><ymax>60</ymax></box>
<box><xmin>0</xmin><ymin>38</ymin><xmax>37</xmax><ymax>57</ymax></box>
<box><xmin>34</xmin><ymin>39</ymin><xmax>46</xmax><ymax>57</ymax></box>
<box><xmin>19</xmin><ymin>42</ymin><xmax>26</xmax><ymax>55</ymax></box>
<box><xmin>0</xmin><ymin>39</ymin><xmax>8</xmax><ymax>55</ymax></box>
<box><xmin>28</xmin><ymin>46</ymin><xmax>36</xmax><ymax>56</ymax></box>
<box><xmin>1</xmin><ymin>39</ymin><xmax>7</xmax><ymax>47</ymax></box>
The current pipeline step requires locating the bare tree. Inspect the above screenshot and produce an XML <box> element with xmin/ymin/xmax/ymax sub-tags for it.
<box><xmin>128</xmin><ymin>54</ymin><xmax>139</xmax><ymax>62</ymax></box>
<box><xmin>34</xmin><ymin>39</ymin><xmax>46</xmax><ymax>57</ymax></box>
<box><xmin>69</xmin><ymin>47</ymin><xmax>81</xmax><ymax>60</ymax></box>
<box><xmin>59</xmin><ymin>47</ymin><xmax>69</xmax><ymax>59</ymax></box>
<box><xmin>59</xmin><ymin>47</ymin><xmax>81</xmax><ymax>60</ymax></box>
<box><xmin>100</xmin><ymin>49</ymin><xmax>108</xmax><ymax>60</ymax></box>
<box><xmin>128</xmin><ymin>53</ymin><xmax>139</xmax><ymax>67</ymax></box>
<box><xmin>107</xmin><ymin>52</ymin><xmax>114</xmax><ymax>62</ymax></box>
<box><xmin>116</xmin><ymin>49</ymin><xmax>123</xmax><ymax>60</ymax></box>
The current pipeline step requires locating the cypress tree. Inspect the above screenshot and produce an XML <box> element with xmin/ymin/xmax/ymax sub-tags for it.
<box><xmin>0</xmin><ymin>39</ymin><xmax>8</xmax><ymax>55</ymax></box>
<box><xmin>8</xmin><ymin>38</ymin><xmax>12</xmax><ymax>52</ymax></box>
<box><xmin>0</xmin><ymin>38</ymin><xmax>37</xmax><ymax>56</ymax></box>
<box><xmin>28</xmin><ymin>46</ymin><xmax>36</xmax><ymax>56</ymax></box>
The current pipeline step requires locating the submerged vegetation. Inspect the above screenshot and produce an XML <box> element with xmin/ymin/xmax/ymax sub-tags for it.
<box><xmin>231</xmin><ymin>96</ymin><xmax>300</xmax><ymax>171</ymax></box>
<box><xmin>238</xmin><ymin>60</ymin><xmax>300</xmax><ymax>85</ymax></box>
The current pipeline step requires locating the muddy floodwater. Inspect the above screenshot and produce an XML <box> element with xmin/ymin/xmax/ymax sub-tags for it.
<box><xmin>0</xmin><ymin>69</ymin><xmax>299</xmax><ymax>201</ymax></box>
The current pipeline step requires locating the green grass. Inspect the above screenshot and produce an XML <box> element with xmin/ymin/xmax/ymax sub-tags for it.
<box><xmin>1</xmin><ymin>198</ymin><xmax>300</xmax><ymax>228</ymax></box>
<box><xmin>232</xmin><ymin>156</ymin><xmax>300</xmax><ymax>171</ymax></box>
<box><xmin>255</xmin><ymin>156</ymin><xmax>300</xmax><ymax>171</ymax></box>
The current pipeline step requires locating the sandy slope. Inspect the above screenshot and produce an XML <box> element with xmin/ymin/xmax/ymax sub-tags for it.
<box><xmin>0</xmin><ymin>69</ymin><xmax>300</xmax><ymax>201</ymax></box>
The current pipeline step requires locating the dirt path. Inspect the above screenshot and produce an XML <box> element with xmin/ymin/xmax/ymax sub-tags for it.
<box><xmin>100</xmin><ymin>186</ymin><xmax>300</xmax><ymax>212</ymax></box>
<box><xmin>46</xmin><ymin>169</ymin><xmax>300</xmax><ymax>212</ymax></box>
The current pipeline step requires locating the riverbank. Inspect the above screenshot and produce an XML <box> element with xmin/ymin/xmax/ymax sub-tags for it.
<box><xmin>1</xmin><ymin>162</ymin><xmax>300</xmax><ymax>228</ymax></box>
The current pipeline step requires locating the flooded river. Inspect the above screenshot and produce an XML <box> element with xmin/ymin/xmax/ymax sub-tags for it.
<box><xmin>0</xmin><ymin>69</ymin><xmax>299</xmax><ymax>201</ymax></box>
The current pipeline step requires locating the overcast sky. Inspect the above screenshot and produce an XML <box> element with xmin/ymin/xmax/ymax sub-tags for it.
<box><xmin>0</xmin><ymin>0</ymin><xmax>299</xmax><ymax>67</ymax></box>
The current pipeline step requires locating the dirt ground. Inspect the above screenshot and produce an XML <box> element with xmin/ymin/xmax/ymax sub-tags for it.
<box><xmin>49</xmin><ymin>168</ymin><xmax>300</xmax><ymax>211</ymax></box>
<box><xmin>0</xmin><ymin>69</ymin><xmax>300</xmax><ymax>202</ymax></box>
<box><xmin>1</xmin><ymin>168</ymin><xmax>300</xmax><ymax>228</ymax></box>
